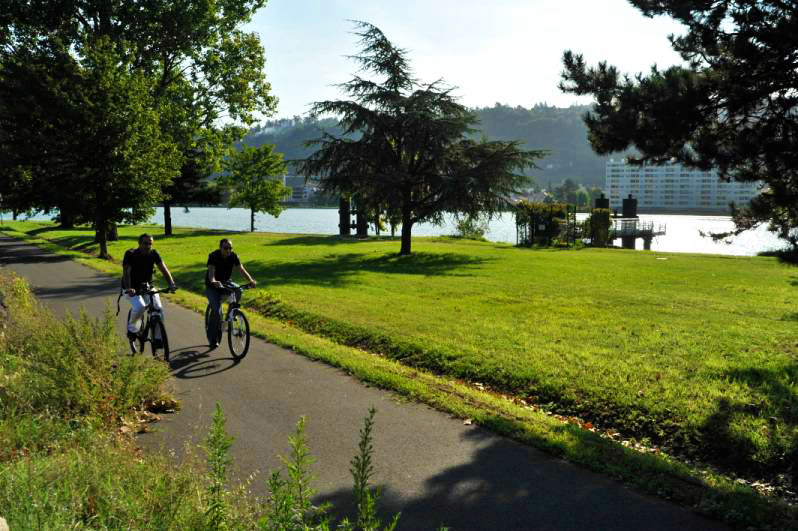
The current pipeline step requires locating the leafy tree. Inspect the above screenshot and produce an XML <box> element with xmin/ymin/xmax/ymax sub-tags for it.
<box><xmin>299</xmin><ymin>22</ymin><xmax>545</xmax><ymax>255</ymax></box>
<box><xmin>560</xmin><ymin>0</ymin><xmax>798</xmax><ymax>248</ymax></box>
<box><xmin>222</xmin><ymin>144</ymin><xmax>291</xmax><ymax>232</ymax></box>
<box><xmin>162</xmin><ymin>147</ymin><xmax>223</xmax><ymax>236</ymax></box>
<box><xmin>2</xmin><ymin>0</ymin><xmax>276</xmax><ymax>236</ymax></box>
<box><xmin>0</xmin><ymin>38</ymin><xmax>179</xmax><ymax>258</ymax></box>
<box><xmin>553</xmin><ymin>178</ymin><xmax>580</xmax><ymax>204</ymax></box>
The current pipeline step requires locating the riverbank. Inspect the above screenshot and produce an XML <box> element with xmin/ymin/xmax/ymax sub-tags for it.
<box><xmin>5</xmin><ymin>207</ymin><xmax>788</xmax><ymax>255</ymax></box>
<box><xmin>2</xmin><ymin>220</ymin><xmax>796</xmax><ymax>528</ymax></box>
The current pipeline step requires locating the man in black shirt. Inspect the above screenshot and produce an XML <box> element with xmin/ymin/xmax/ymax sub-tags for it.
<box><xmin>205</xmin><ymin>237</ymin><xmax>256</xmax><ymax>347</ymax></box>
<box><xmin>122</xmin><ymin>233</ymin><xmax>176</xmax><ymax>348</ymax></box>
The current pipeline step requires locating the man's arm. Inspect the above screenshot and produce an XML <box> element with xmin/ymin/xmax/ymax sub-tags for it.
<box><xmin>157</xmin><ymin>262</ymin><xmax>176</xmax><ymax>289</ymax></box>
<box><xmin>208</xmin><ymin>264</ymin><xmax>222</xmax><ymax>288</ymax></box>
<box><xmin>123</xmin><ymin>265</ymin><xmax>134</xmax><ymax>295</ymax></box>
<box><xmin>238</xmin><ymin>264</ymin><xmax>256</xmax><ymax>287</ymax></box>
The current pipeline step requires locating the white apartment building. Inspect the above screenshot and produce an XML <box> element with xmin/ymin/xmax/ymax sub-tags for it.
<box><xmin>605</xmin><ymin>159</ymin><xmax>761</xmax><ymax>212</ymax></box>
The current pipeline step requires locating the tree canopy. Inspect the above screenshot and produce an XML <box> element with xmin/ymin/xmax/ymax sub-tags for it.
<box><xmin>221</xmin><ymin>144</ymin><xmax>291</xmax><ymax>232</ymax></box>
<box><xmin>298</xmin><ymin>22</ymin><xmax>545</xmax><ymax>255</ymax></box>
<box><xmin>1</xmin><ymin>0</ymin><xmax>276</xmax><ymax>245</ymax></box>
<box><xmin>560</xmin><ymin>0</ymin><xmax>798</xmax><ymax>248</ymax></box>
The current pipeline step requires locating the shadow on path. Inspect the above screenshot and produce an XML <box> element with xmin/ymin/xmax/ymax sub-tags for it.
<box><xmin>169</xmin><ymin>345</ymin><xmax>242</xmax><ymax>378</ymax></box>
<box><xmin>316</xmin><ymin>428</ymin><xmax>723</xmax><ymax>531</ymax></box>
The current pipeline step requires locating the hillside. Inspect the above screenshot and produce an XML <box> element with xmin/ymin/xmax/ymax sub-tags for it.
<box><xmin>246</xmin><ymin>104</ymin><xmax>612</xmax><ymax>188</ymax></box>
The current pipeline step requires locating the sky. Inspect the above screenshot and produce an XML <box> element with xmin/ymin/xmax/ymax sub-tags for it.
<box><xmin>246</xmin><ymin>0</ymin><xmax>687</xmax><ymax>120</ymax></box>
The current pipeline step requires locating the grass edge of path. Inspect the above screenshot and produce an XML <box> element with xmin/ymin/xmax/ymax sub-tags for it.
<box><xmin>1</xmin><ymin>225</ymin><xmax>793</xmax><ymax>529</ymax></box>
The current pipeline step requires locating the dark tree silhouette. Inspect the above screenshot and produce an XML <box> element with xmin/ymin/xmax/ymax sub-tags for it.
<box><xmin>298</xmin><ymin>22</ymin><xmax>545</xmax><ymax>255</ymax></box>
<box><xmin>560</xmin><ymin>0</ymin><xmax>798</xmax><ymax>249</ymax></box>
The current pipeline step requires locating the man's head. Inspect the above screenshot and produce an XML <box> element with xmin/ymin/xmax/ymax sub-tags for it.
<box><xmin>138</xmin><ymin>233</ymin><xmax>154</xmax><ymax>254</ymax></box>
<box><xmin>219</xmin><ymin>238</ymin><xmax>233</xmax><ymax>257</ymax></box>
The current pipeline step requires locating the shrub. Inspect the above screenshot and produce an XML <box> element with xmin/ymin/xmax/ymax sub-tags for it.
<box><xmin>453</xmin><ymin>214</ymin><xmax>488</xmax><ymax>241</ymax></box>
<box><xmin>0</xmin><ymin>270</ymin><xmax>171</xmax><ymax>457</ymax></box>
<box><xmin>515</xmin><ymin>200</ymin><xmax>569</xmax><ymax>246</ymax></box>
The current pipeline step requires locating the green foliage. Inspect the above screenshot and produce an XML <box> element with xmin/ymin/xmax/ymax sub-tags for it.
<box><xmin>452</xmin><ymin>214</ymin><xmax>488</xmax><ymax>241</ymax></box>
<box><xmin>258</xmin><ymin>416</ymin><xmax>328</xmax><ymax>529</ymax></box>
<box><xmin>586</xmin><ymin>208</ymin><xmax>611</xmax><ymax>247</ymax></box>
<box><xmin>0</xmin><ymin>36</ymin><xmax>181</xmax><ymax>256</ymax></box>
<box><xmin>515</xmin><ymin>200</ymin><xmax>569</xmax><ymax>246</ymax></box>
<box><xmin>0</xmin><ymin>270</ymin><xmax>171</xmax><ymax>457</ymax></box>
<box><xmin>204</xmin><ymin>402</ymin><xmax>235</xmax><ymax>530</ymax></box>
<box><xmin>349</xmin><ymin>407</ymin><xmax>399</xmax><ymax>531</ymax></box>
<box><xmin>1</xmin><ymin>0</ymin><xmax>277</xmax><ymax>240</ymax></box>
<box><xmin>560</xmin><ymin>0</ymin><xmax>798</xmax><ymax>250</ymax></box>
<box><xmin>254</xmin><ymin>107</ymin><xmax>610</xmax><ymax>188</ymax></box>
<box><xmin>222</xmin><ymin>144</ymin><xmax>292</xmax><ymax>231</ymax></box>
<box><xmin>299</xmin><ymin>21</ymin><xmax>545</xmax><ymax>255</ymax></box>
<box><xmin>257</xmin><ymin>410</ymin><xmax>400</xmax><ymax>531</ymax></box>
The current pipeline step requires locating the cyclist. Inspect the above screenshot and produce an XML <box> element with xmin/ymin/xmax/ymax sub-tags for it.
<box><xmin>122</xmin><ymin>233</ymin><xmax>176</xmax><ymax>351</ymax></box>
<box><xmin>205</xmin><ymin>238</ymin><xmax>256</xmax><ymax>348</ymax></box>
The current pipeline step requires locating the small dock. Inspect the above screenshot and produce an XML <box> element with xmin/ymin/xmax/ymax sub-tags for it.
<box><xmin>610</xmin><ymin>217</ymin><xmax>666</xmax><ymax>249</ymax></box>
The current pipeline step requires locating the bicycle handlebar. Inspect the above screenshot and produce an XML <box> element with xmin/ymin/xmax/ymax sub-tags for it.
<box><xmin>116</xmin><ymin>285</ymin><xmax>176</xmax><ymax>315</ymax></box>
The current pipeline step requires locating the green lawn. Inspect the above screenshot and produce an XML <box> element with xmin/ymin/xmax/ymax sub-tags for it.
<box><xmin>6</xmin><ymin>221</ymin><xmax>797</xmax><ymax>483</ymax></box>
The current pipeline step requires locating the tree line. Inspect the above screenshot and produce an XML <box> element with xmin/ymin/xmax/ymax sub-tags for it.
<box><xmin>0</xmin><ymin>0</ymin><xmax>289</xmax><ymax>256</ymax></box>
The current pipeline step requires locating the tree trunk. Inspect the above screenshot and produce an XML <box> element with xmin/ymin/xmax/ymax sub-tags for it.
<box><xmin>12</xmin><ymin>210</ymin><xmax>18</xmax><ymax>221</ymax></box>
<box><xmin>250</xmin><ymin>208</ymin><xmax>255</xmax><ymax>232</ymax></box>
<box><xmin>58</xmin><ymin>203</ymin><xmax>75</xmax><ymax>228</ymax></box>
<box><xmin>400</xmin><ymin>207</ymin><xmax>413</xmax><ymax>255</ymax></box>
<box><xmin>96</xmin><ymin>212</ymin><xmax>109</xmax><ymax>259</ymax></box>
<box><xmin>338</xmin><ymin>196</ymin><xmax>351</xmax><ymax>236</ymax></box>
<box><xmin>164</xmin><ymin>200</ymin><xmax>173</xmax><ymax>236</ymax></box>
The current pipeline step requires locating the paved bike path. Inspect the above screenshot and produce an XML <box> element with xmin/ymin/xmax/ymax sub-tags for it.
<box><xmin>0</xmin><ymin>235</ymin><xmax>726</xmax><ymax>530</ymax></box>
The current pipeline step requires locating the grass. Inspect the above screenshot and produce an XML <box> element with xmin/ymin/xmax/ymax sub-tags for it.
<box><xmin>3</xmin><ymin>219</ymin><xmax>798</xmax><ymax>528</ymax></box>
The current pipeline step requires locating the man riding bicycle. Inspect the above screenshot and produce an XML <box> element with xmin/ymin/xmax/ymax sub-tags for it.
<box><xmin>205</xmin><ymin>238</ymin><xmax>256</xmax><ymax>348</ymax></box>
<box><xmin>122</xmin><ymin>233</ymin><xmax>176</xmax><ymax>351</ymax></box>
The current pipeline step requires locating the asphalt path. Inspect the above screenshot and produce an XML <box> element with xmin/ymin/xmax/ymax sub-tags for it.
<box><xmin>0</xmin><ymin>234</ymin><xmax>727</xmax><ymax>530</ymax></box>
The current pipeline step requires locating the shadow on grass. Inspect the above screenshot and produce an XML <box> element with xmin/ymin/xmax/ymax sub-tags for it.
<box><xmin>315</xmin><ymin>421</ymin><xmax>731</xmax><ymax>530</ymax></box>
<box><xmin>699</xmin><ymin>364</ymin><xmax>798</xmax><ymax>480</ymax></box>
<box><xmin>242</xmin><ymin>251</ymin><xmax>491</xmax><ymax>288</ymax></box>
<box><xmin>266</xmin><ymin>235</ymin><xmax>395</xmax><ymax>247</ymax></box>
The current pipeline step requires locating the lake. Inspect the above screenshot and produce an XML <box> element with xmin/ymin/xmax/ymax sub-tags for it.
<box><xmin>11</xmin><ymin>207</ymin><xmax>786</xmax><ymax>256</ymax></box>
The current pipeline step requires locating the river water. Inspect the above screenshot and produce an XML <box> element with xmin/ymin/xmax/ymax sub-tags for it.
<box><xmin>12</xmin><ymin>207</ymin><xmax>786</xmax><ymax>256</ymax></box>
<box><xmin>147</xmin><ymin>207</ymin><xmax>784</xmax><ymax>256</ymax></box>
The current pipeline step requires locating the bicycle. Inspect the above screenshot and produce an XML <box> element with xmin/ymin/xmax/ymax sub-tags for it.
<box><xmin>117</xmin><ymin>284</ymin><xmax>175</xmax><ymax>361</ymax></box>
<box><xmin>205</xmin><ymin>281</ymin><xmax>251</xmax><ymax>359</ymax></box>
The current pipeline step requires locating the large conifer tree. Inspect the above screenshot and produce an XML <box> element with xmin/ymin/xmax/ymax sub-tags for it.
<box><xmin>560</xmin><ymin>0</ymin><xmax>798</xmax><ymax>249</ymax></box>
<box><xmin>299</xmin><ymin>22</ymin><xmax>545</xmax><ymax>255</ymax></box>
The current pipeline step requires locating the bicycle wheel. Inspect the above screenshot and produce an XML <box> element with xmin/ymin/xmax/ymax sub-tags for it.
<box><xmin>150</xmin><ymin>317</ymin><xmax>170</xmax><ymax>361</ymax></box>
<box><xmin>205</xmin><ymin>304</ymin><xmax>222</xmax><ymax>346</ymax></box>
<box><xmin>227</xmin><ymin>308</ymin><xmax>250</xmax><ymax>358</ymax></box>
<box><xmin>126</xmin><ymin>309</ymin><xmax>145</xmax><ymax>354</ymax></box>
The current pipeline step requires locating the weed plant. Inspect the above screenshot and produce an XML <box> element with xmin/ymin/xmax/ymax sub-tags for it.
<box><xmin>0</xmin><ymin>269</ymin><xmax>405</xmax><ymax>529</ymax></box>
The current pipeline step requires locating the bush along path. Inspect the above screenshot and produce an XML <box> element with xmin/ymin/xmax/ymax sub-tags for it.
<box><xmin>0</xmin><ymin>269</ymin><xmax>403</xmax><ymax>529</ymax></box>
<box><xmin>1</xmin><ymin>224</ymin><xmax>794</xmax><ymax>528</ymax></box>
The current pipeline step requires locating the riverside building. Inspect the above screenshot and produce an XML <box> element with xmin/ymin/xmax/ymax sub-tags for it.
<box><xmin>605</xmin><ymin>159</ymin><xmax>761</xmax><ymax>213</ymax></box>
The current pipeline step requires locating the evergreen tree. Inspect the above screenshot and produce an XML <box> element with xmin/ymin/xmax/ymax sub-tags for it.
<box><xmin>299</xmin><ymin>22</ymin><xmax>545</xmax><ymax>255</ymax></box>
<box><xmin>560</xmin><ymin>0</ymin><xmax>798</xmax><ymax>248</ymax></box>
